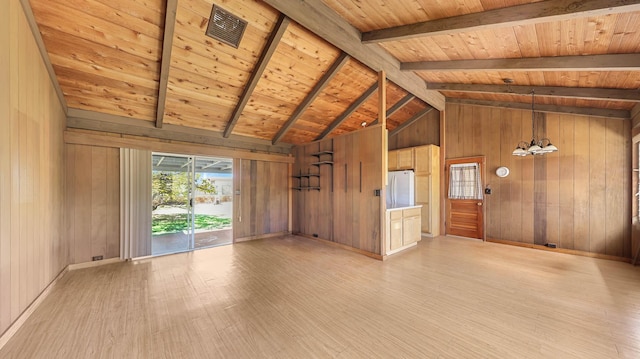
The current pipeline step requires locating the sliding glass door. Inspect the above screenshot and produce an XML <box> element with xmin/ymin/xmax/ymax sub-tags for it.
<box><xmin>151</xmin><ymin>155</ymin><xmax>194</xmax><ymax>255</ymax></box>
<box><xmin>151</xmin><ymin>154</ymin><xmax>233</xmax><ymax>256</ymax></box>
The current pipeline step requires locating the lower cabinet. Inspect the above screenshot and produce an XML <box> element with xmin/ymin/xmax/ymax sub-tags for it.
<box><xmin>387</xmin><ymin>206</ymin><xmax>422</xmax><ymax>253</ymax></box>
<box><xmin>402</xmin><ymin>208</ymin><xmax>421</xmax><ymax>246</ymax></box>
<box><xmin>389</xmin><ymin>210</ymin><xmax>403</xmax><ymax>250</ymax></box>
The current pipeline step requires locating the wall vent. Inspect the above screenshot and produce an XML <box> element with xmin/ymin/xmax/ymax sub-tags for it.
<box><xmin>205</xmin><ymin>5</ymin><xmax>247</xmax><ymax>48</ymax></box>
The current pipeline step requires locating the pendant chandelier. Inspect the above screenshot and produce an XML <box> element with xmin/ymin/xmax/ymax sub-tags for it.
<box><xmin>512</xmin><ymin>90</ymin><xmax>558</xmax><ymax>156</ymax></box>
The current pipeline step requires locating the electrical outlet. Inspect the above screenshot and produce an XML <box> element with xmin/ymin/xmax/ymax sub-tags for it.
<box><xmin>92</xmin><ymin>255</ymin><xmax>103</xmax><ymax>261</ymax></box>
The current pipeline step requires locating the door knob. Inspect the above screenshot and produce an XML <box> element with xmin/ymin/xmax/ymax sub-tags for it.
<box><xmin>477</xmin><ymin>202</ymin><xmax>483</xmax><ymax>206</ymax></box>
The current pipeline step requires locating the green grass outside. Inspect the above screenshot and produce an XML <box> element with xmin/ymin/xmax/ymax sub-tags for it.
<box><xmin>152</xmin><ymin>214</ymin><xmax>232</xmax><ymax>235</ymax></box>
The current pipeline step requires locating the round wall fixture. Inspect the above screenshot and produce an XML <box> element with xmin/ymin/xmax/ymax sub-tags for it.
<box><xmin>496</xmin><ymin>166</ymin><xmax>510</xmax><ymax>178</ymax></box>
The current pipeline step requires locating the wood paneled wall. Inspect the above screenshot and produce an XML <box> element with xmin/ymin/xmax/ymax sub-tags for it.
<box><xmin>446</xmin><ymin>103</ymin><xmax>632</xmax><ymax>258</ymax></box>
<box><xmin>293</xmin><ymin>125</ymin><xmax>384</xmax><ymax>255</ymax></box>
<box><xmin>632</xmin><ymin>112</ymin><xmax>640</xmax><ymax>263</ymax></box>
<box><xmin>0</xmin><ymin>0</ymin><xmax>67</xmax><ymax>335</ymax></box>
<box><xmin>65</xmin><ymin>144</ymin><xmax>120</xmax><ymax>263</ymax></box>
<box><xmin>388</xmin><ymin>109</ymin><xmax>440</xmax><ymax>150</ymax></box>
<box><xmin>233</xmin><ymin>159</ymin><xmax>289</xmax><ymax>240</ymax></box>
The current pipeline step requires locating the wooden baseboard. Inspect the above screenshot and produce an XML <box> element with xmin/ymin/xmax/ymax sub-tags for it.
<box><xmin>294</xmin><ymin>233</ymin><xmax>384</xmax><ymax>260</ymax></box>
<box><xmin>235</xmin><ymin>231</ymin><xmax>290</xmax><ymax>243</ymax></box>
<box><xmin>486</xmin><ymin>238</ymin><xmax>632</xmax><ymax>263</ymax></box>
<box><xmin>0</xmin><ymin>266</ymin><xmax>69</xmax><ymax>350</ymax></box>
<box><xmin>68</xmin><ymin>257</ymin><xmax>122</xmax><ymax>270</ymax></box>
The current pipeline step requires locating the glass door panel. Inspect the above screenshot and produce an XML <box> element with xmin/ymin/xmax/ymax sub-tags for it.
<box><xmin>192</xmin><ymin>157</ymin><xmax>233</xmax><ymax>249</ymax></box>
<box><xmin>152</xmin><ymin>154</ymin><xmax>193</xmax><ymax>255</ymax></box>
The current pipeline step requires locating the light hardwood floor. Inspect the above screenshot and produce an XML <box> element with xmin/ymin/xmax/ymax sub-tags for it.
<box><xmin>2</xmin><ymin>235</ymin><xmax>640</xmax><ymax>358</ymax></box>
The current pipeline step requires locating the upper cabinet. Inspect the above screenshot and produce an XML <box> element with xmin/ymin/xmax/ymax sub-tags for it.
<box><xmin>413</xmin><ymin>145</ymin><xmax>434</xmax><ymax>174</ymax></box>
<box><xmin>388</xmin><ymin>148</ymin><xmax>414</xmax><ymax>171</ymax></box>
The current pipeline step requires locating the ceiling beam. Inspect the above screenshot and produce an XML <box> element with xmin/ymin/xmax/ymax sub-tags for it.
<box><xmin>362</xmin><ymin>0</ymin><xmax>640</xmax><ymax>43</ymax></box>
<box><xmin>223</xmin><ymin>14</ymin><xmax>290</xmax><ymax>138</ymax></box>
<box><xmin>262</xmin><ymin>0</ymin><xmax>445</xmax><ymax>110</ymax></box>
<box><xmin>632</xmin><ymin>103</ymin><xmax>640</xmax><ymax>128</ymax></box>
<box><xmin>65</xmin><ymin>130</ymin><xmax>293</xmax><ymax>164</ymax></box>
<box><xmin>155</xmin><ymin>0</ymin><xmax>178</xmax><ymax>128</ymax></box>
<box><xmin>389</xmin><ymin>107</ymin><xmax>434</xmax><ymax>137</ymax></box>
<box><xmin>272</xmin><ymin>52</ymin><xmax>350</xmax><ymax>145</ymax></box>
<box><xmin>67</xmin><ymin>108</ymin><xmax>292</xmax><ymax>154</ymax></box>
<box><xmin>316</xmin><ymin>82</ymin><xmax>379</xmax><ymax>140</ymax></box>
<box><xmin>402</xmin><ymin>54</ymin><xmax>640</xmax><ymax>72</ymax></box>
<box><xmin>19</xmin><ymin>0</ymin><xmax>68</xmax><ymax>113</ymax></box>
<box><xmin>447</xmin><ymin>98</ymin><xmax>630</xmax><ymax>119</ymax></box>
<box><xmin>427</xmin><ymin>83</ymin><xmax>640</xmax><ymax>102</ymax></box>
<box><xmin>369</xmin><ymin>93</ymin><xmax>416</xmax><ymax>126</ymax></box>
<box><xmin>633</xmin><ymin>102</ymin><xmax>640</xmax><ymax>118</ymax></box>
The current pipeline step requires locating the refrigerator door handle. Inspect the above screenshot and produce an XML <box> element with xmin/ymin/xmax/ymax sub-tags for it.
<box><xmin>392</xmin><ymin>176</ymin><xmax>396</xmax><ymax>206</ymax></box>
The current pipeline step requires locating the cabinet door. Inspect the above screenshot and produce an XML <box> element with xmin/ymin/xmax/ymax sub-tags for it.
<box><xmin>390</xmin><ymin>218</ymin><xmax>403</xmax><ymax>250</ymax></box>
<box><xmin>413</xmin><ymin>145</ymin><xmax>432</xmax><ymax>174</ymax></box>
<box><xmin>402</xmin><ymin>215</ymin><xmax>421</xmax><ymax>246</ymax></box>
<box><xmin>415</xmin><ymin>175</ymin><xmax>431</xmax><ymax>233</ymax></box>
<box><xmin>397</xmin><ymin>148</ymin><xmax>413</xmax><ymax>170</ymax></box>
<box><xmin>388</xmin><ymin>150</ymin><xmax>398</xmax><ymax>171</ymax></box>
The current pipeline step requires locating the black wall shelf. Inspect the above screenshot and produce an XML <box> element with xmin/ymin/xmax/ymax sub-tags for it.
<box><xmin>293</xmin><ymin>146</ymin><xmax>334</xmax><ymax>192</ymax></box>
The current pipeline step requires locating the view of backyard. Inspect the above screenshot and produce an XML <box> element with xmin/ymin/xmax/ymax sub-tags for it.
<box><xmin>152</xmin><ymin>167</ymin><xmax>232</xmax><ymax>235</ymax></box>
<box><xmin>152</xmin><ymin>213</ymin><xmax>231</xmax><ymax>235</ymax></box>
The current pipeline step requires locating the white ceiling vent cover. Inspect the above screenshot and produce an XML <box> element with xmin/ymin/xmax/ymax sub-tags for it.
<box><xmin>206</xmin><ymin>5</ymin><xmax>247</xmax><ymax>48</ymax></box>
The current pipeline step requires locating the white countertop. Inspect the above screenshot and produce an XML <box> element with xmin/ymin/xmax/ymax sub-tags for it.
<box><xmin>386</xmin><ymin>204</ymin><xmax>422</xmax><ymax>211</ymax></box>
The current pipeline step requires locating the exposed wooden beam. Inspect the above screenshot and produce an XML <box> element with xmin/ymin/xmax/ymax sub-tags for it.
<box><xmin>370</xmin><ymin>93</ymin><xmax>415</xmax><ymax>126</ymax></box>
<box><xmin>362</xmin><ymin>0</ymin><xmax>640</xmax><ymax>43</ymax></box>
<box><xmin>64</xmin><ymin>130</ymin><xmax>294</xmax><ymax>164</ymax></box>
<box><xmin>19</xmin><ymin>0</ymin><xmax>68</xmax><ymax>113</ymax></box>
<box><xmin>447</xmin><ymin>98</ymin><xmax>630</xmax><ymax>119</ymax></box>
<box><xmin>262</xmin><ymin>0</ymin><xmax>445</xmax><ymax>110</ymax></box>
<box><xmin>155</xmin><ymin>0</ymin><xmax>178</xmax><ymax>128</ymax></box>
<box><xmin>389</xmin><ymin>107</ymin><xmax>434</xmax><ymax>137</ymax></box>
<box><xmin>67</xmin><ymin>108</ymin><xmax>292</xmax><ymax>154</ymax></box>
<box><xmin>427</xmin><ymin>83</ymin><xmax>640</xmax><ymax>102</ymax></box>
<box><xmin>223</xmin><ymin>14</ymin><xmax>290</xmax><ymax>138</ymax></box>
<box><xmin>402</xmin><ymin>54</ymin><xmax>640</xmax><ymax>72</ymax></box>
<box><xmin>272</xmin><ymin>52</ymin><xmax>350</xmax><ymax>144</ymax></box>
<box><xmin>316</xmin><ymin>82</ymin><xmax>378</xmax><ymax>140</ymax></box>
<box><xmin>632</xmin><ymin>103</ymin><xmax>640</xmax><ymax>128</ymax></box>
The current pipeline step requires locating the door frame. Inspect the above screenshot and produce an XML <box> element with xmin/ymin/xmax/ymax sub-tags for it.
<box><xmin>444</xmin><ymin>156</ymin><xmax>486</xmax><ymax>241</ymax></box>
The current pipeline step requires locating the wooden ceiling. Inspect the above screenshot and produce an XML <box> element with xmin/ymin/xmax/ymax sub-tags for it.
<box><xmin>27</xmin><ymin>0</ymin><xmax>640</xmax><ymax>150</ymax></box>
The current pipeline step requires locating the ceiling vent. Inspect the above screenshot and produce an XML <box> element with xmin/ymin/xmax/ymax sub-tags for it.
<box><xmin>205</xmin><ymin>5</ymin><xmax>247</xmax><ymax>48</ymax></box>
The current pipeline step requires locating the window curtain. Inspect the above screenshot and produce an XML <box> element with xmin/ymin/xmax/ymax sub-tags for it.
<box><xmin>120</xmin><ymin>148</ymin><xmax>152</xmax><ymax>259</ymax></box>
<box><xmin>448</xmin><ymin>163</ymin><xmax>482</xmax><ymax>200</ymax></box>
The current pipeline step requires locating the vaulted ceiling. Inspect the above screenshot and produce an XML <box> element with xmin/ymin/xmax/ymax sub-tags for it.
<box><xmin>26</xmin><ymin>0</ymin><xmax>640</xmax><ymax>152</ymax></box>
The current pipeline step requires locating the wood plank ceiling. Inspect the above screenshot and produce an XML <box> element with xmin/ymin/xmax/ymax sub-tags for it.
<box><xmin>320</xmin><ymin>0</ymin><xmax>640</xmax><ymax>114</ymax></box>
<box><xmin>28</xmin><ymin>0</ymin><xmax>640</xmax><ymax>149</ymax></box>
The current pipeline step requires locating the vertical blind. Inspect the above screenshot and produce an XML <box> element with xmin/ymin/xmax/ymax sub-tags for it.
<box><xmin>448</xmin><ymin>163</ymin><xmax>483</xmax><ymax>200</ymax></box>
<box><xmin>120</xmin><ymin>148</ymin><xmax>152</xmax><ymax>259</ymax></box>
